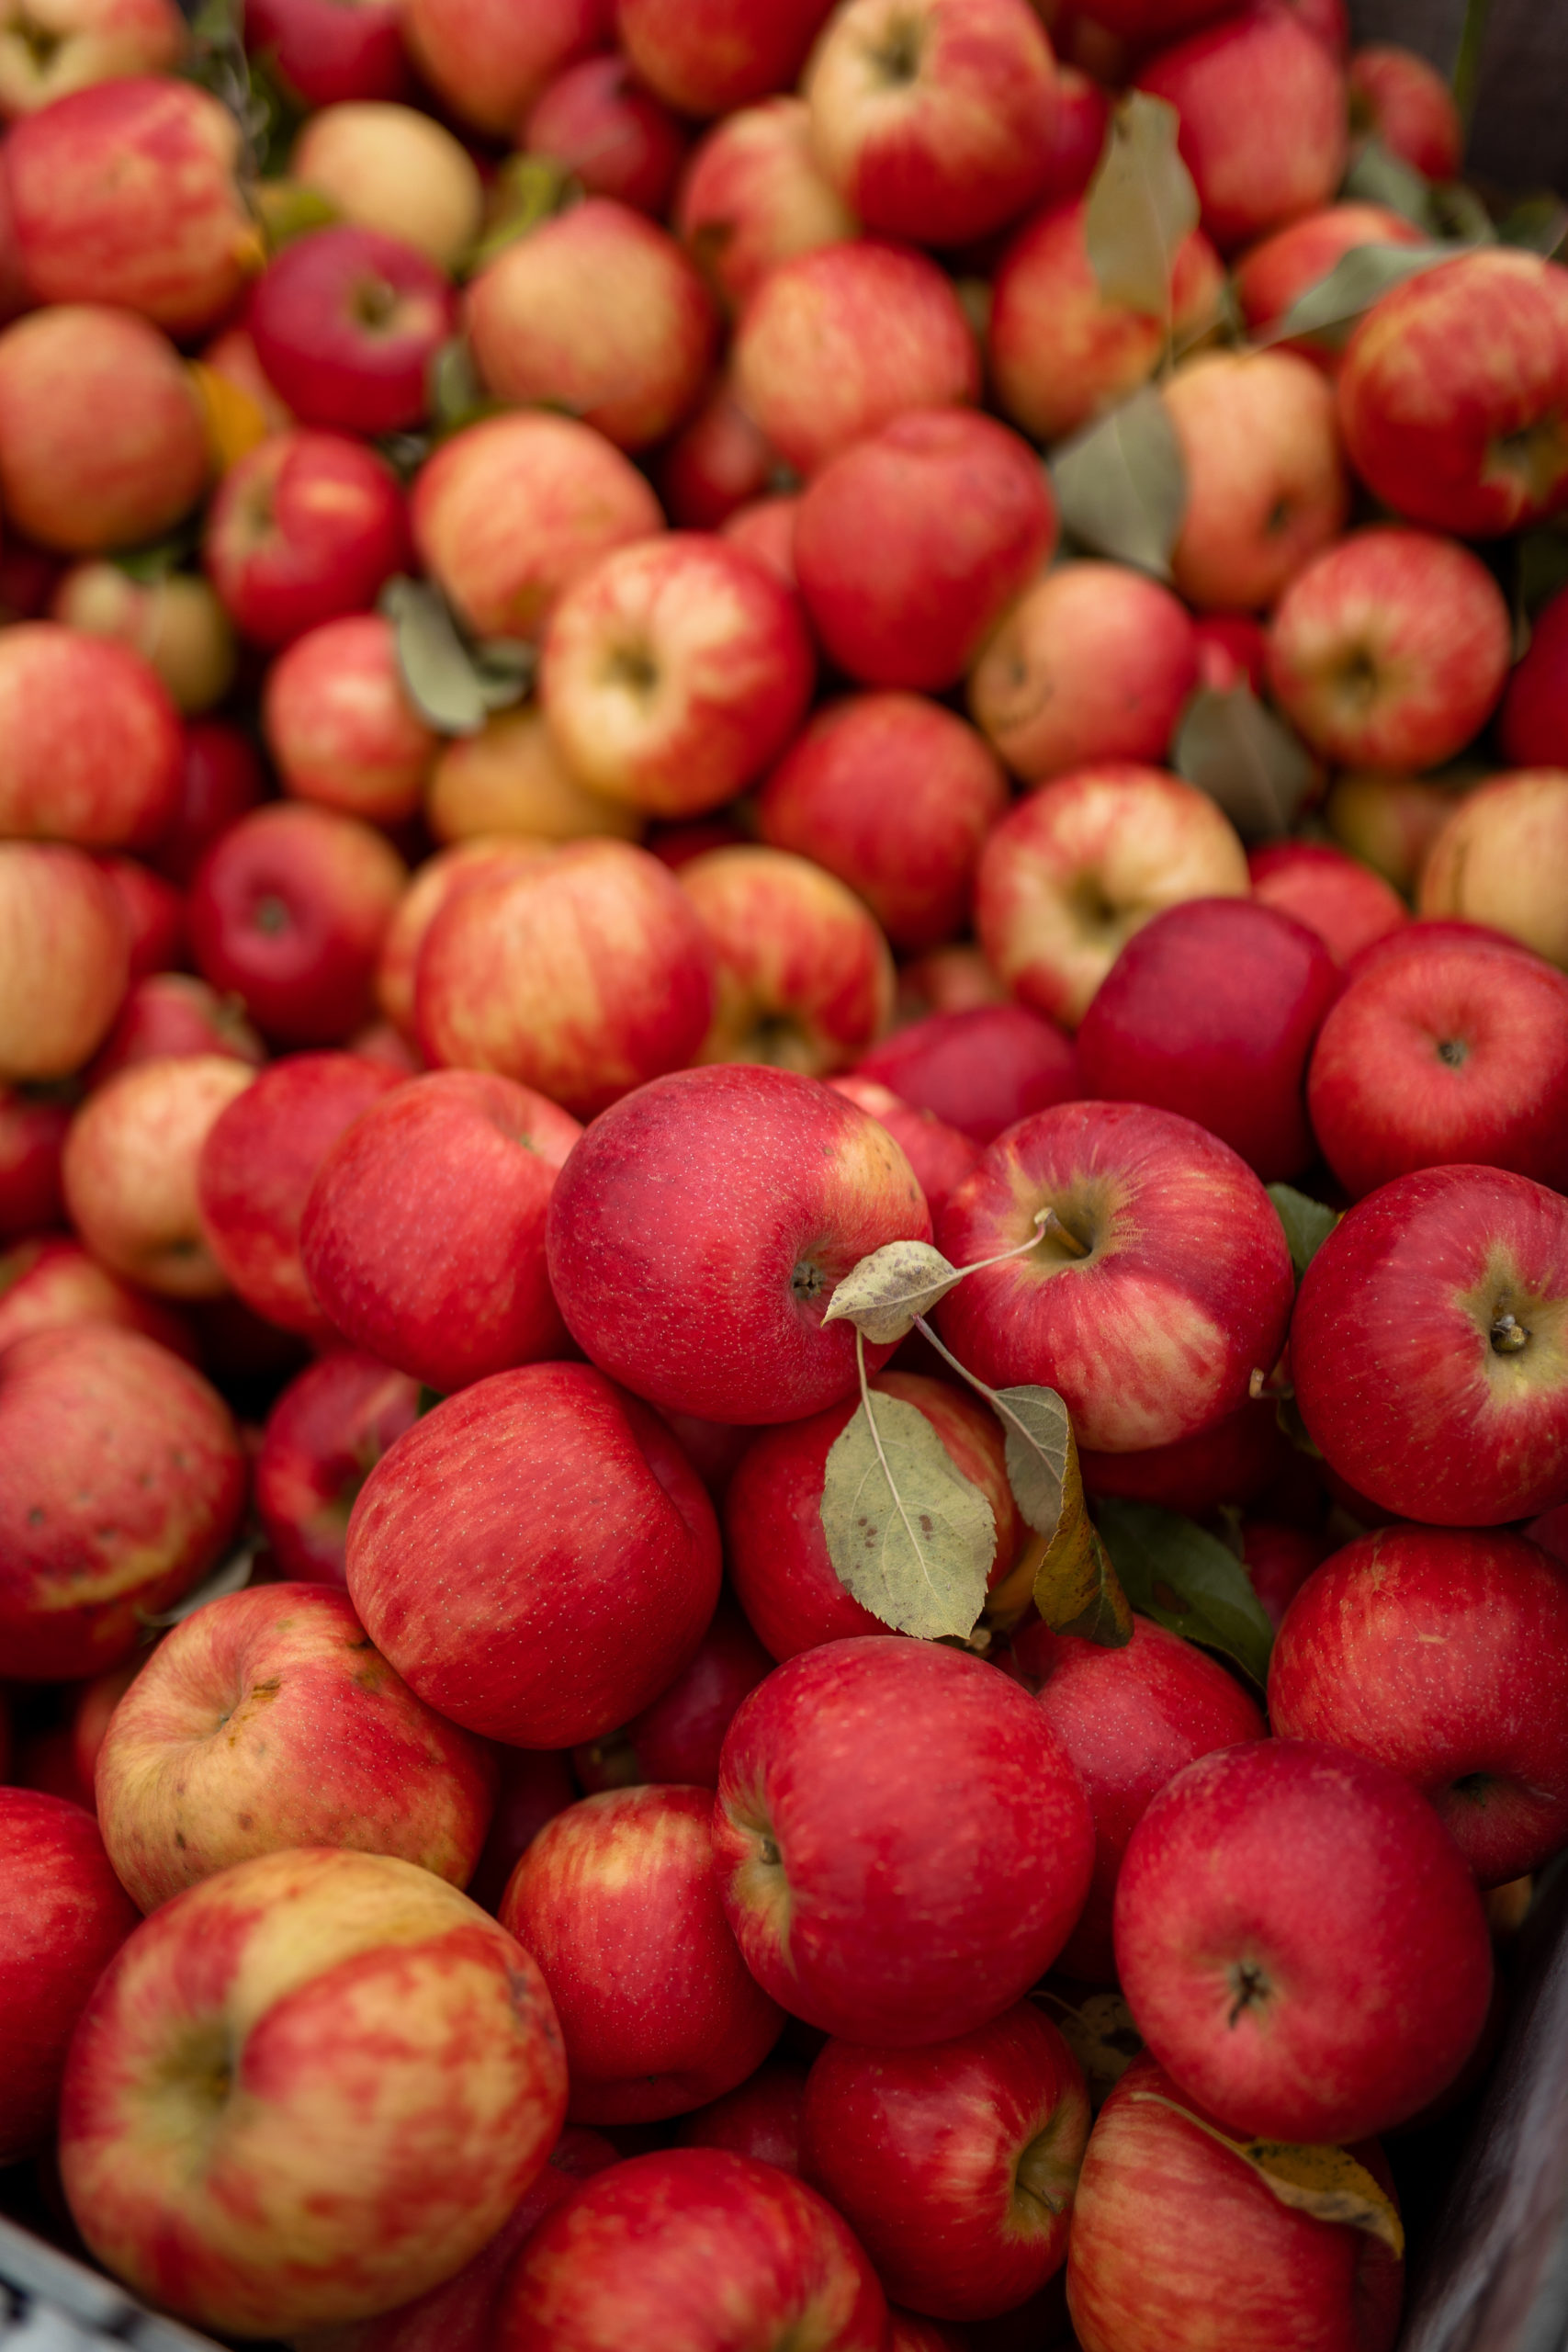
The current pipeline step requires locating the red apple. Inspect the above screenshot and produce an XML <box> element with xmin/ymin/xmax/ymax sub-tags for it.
<box><xmin>63</xmin><ymin>1053</ymin><xmax>255</xmax><ymax>1297</ymax></box>
<box><xmin>1338</xmin><ymin>250</ymin><xmax>1568</xmax><ymax>536</ymax></box>
<box><xmin>681</xmin><ymin>844</ymin><xmax>897</xmax><ymax>1074</ymax></box>
<box><xmin>1269</xmin><ymin>1524</ymin><xmax>1568</xmax><ymax>1887</ymax></box>
<box><xmin>1306</xmin><ymin>930</ymin><xmax>1568</xmax><ymax>1198</ymax></box>
<box><xmin>1165</xmin><ymin>349</ymin><xmax>1348</xmax><ymax>610</ymax></box>
<box><xmin>60</xmin><ymin>1848</ymin><xmax>569</xmax><ymax>2338</ymax></box>
<box><xmin>0</xmin><ymin>840</ymin><xmax>129</xmax><ymax>1081</ymax></box>
<box><xmin>539</xmin><ymin>532</ymin><xmax>814</xmax><ymax>820</ymax></box>
<box><xmin>733</xmin><ymin>238</ymin><xmax>979</xmax><ymax>478</ymax></box>
<box><xmin>346</xmin><ymin>1362</ymin><xmax>723</xmax><ymax>1746</ymax></box>
<box><xmin>1500</xmin><ymin>582</ymin><xmax>1568</xmax><ymax>768</ymax></box>
<box><xmin>616</xmin><ymin>0</ymin><xmax>837</xmax><ymax>117</ymax></box>
<box><xmin>660</xmin><ymin>386</ymin><xmax>777</xmax><ymax>541</ymax></box>
<box><xmin>148</xmin><ymin>718</ymin><xmax>265</xmax><ymax>888</ymax></box>
<box><xmin>1037</xmin><ymin>62</ymin><xmax>1108</xmax><ymax>203</ymax></box>
<box><xmin>196</xmin><ymin>1049</ymin><xmax>403</xmax><ymax>1340</ymax></box>
<box><xmin>804</xmin><ymin>0</ymin><xmax>1058</xmax><ymax>246</ymax></box>
<box><xmin>254</xmin><ymin>1351</ymin><xmax>419</xmax><ymax>1586</ymax></box>
<box><xmin>1076</xmin><ymin>898</ymin><xmax>1340</xmax><ymax>1181</ymax></box>
<box><xmin>0</xmin><ymin>1323</ymin><xmax>244</xmax><ymax>1680</ymax></box>
<box><xmin>1348</xmin><ymin>42</ymin><xmax>1462</xmax><ymax>181</ymax></box>
<box><xmin>87</xmin><ymin>855</ymin><xmax>183</xmax><ymax>988</ymax></box>
<box><xmin>0</xmin><ymin>0</ymin><xmax>182</xmax><ymax>117</ymax></box>
<box><xmin>468</xmin><ymin>199</ymin><xmax>716</xmax><ymax>454</ymax></box>
<box><xmin>677</xmin><ymin>2058</ymin><xmax>807</xmax><ymax>2171</ymax></box>
<box><xmin>376</xmin><ymin>839</ymin><xmax>541</xmax><ymax>1040</ymax></box>
<box><xmin>987</xmin><ymin>196</ymin><xmax>1222</xmax><ymax>447</ymax></box>
<box><xmin>250</xmin><ymin>225</ymin><xmax>456</xmax><ymax>437</ymax></box>
<box><xmin>828</xmin><ymin>1076</ymin><xmax>979</xmax><ymax>1214</ymax></box>
<box><xmin>525</xmin><ymin>54</ymin><xmax>688</xmax><ymax>215</ymax></box>
<box><xmin>265</xmin><ymin>612</ymin><xmax>439</xmax><ymax>825</ymax></box>
<box><xmin>969</xmin><ymin>562</ymin><xmax>1199</xmax><ymax>784</ymax></box>
<box><xmin>546</xmin><ymin>1065</ymin><xmax>931</xmax><ymax>1425</ymax></box>
<box><xmin>573</xmin><ymin>1593</ymin><xmax>773</xmax><ymax>1792</ymax></box>
<box><xmin>203</xmin><ymin>427</ymin><xmax>412</xmax><ymax>651</ymax></box>
<box><xmin>1078</xmin><ymin>1395</ymin><xmax>1295</xmax><ymax>1521</ymax></box>
<box><xmin>0</xmin><ymin>1231</ymin><xmax>199</xmax><ymax>1363</ymax></box>
<box><xmin>1135</xmin><ymin>6</ymin><xmax>1347</xmax><ymax>253</ymax></box>
<box><xmin>1015</xmin><ymin>1613</ymin><xmax>1264</xmax><ymax>1982</ymax></box>
<box><xmin>6</xmin><ymin>75</ymin><xmax>256</xmax><ymax>330</ymax></box>
<box><xmin>715</xmin><ymin>1637</ymin><xmax>1094</xmax><ymax>2044</ymax></box>
<box><xmin>53</xmin><ymin>563</ymin><xmax>235</xmax><ymax>716</ymax></box>
<box><xmin>289</xmin><ymin>101</ymin><xmax>482</xmax><ymax>269</ymax></box>
<box><xmin>0</xmin><ymin>1789</ymin><xmax>139</xmax><ymax>2164</ymax></box>
<box><xmin>400</xmin><ymin>0</ymin><xmax>607</xmax><ymax>136</ymax></box>
<box><xmin>0</xmin><ymin>302</ymin><xmax>208</xmax><ymax>552</ymax></box>
<box><xmin>1292</xmin><ymin>1163</ymin><xmax>1568</xmax><ymax>1525</ymax></box>
<box><xmin>414</xmin><ymin>840</ymin><xmax>716</xmax><ymax>1115</ymax></box>
<box><xmin>1232</xmin><ymin>200</ymin><xmax>1426</xmax><ymax>367</ymax></box>
<box><xmin>1113</xmin><ymin>1737</ymin><xmax>1493</xmax><ymax>2142</ymax></box>
<box><xmin>1237</xmin><ymin>1517</ymin><xmax>1329</xmax><ymax>1630</ymax></box>
<box><xmin>722</xmin><ymin>492</ymin><xmax>801</xmax><ymax>583</ymax></box>
<box><xmin>725</xmin><ymin>1370</ymin><xmax>1023</xmax><ymax>1662</ymax></box>
<box><xmin>793</xmin><ymin>407</ymin><xmax>1055</xmax><ymax>692</ymax></box>
<box><xmin>760</xmin><ymin>695</ymin><xmax>1006</xmax><ymax>956</ymax></box>
<box><xmin>937</xmin><ymin>1099</ymin><xmax>1294</xmax><ymax>1451</ymax></box>
<box><xmin>1419</xmin><ymin>769</ymin><xmax>1568</xmax><ymax>970</ymax></box>
<box><xmin>88</xmin><ymin>972</ymin><xmax>266</xmax><ymax>1086</ymax></box>
<box><xmin>976</xmin><ymin>763</ymin><xmax>1249</xmax><ymax>1027</ymax></box>
<box><xmin>468</xmin><ymin>1748</ymin><xmax>581</xmax><ymax>1917</ymax></box>
<box><xmin>676</xmin><ymin>95</ymin><xmax>858</xmax><ymax>313</ymax></box>
<box><xmin>300</xmin><ymin>1070</ymin><xmax>581</xmax><ymax>1392</ymax></box>
<box><xmin>0</xmin><ymin>1091</ymin><xmax>72</xmax><ymax>1233</ymax></box>
<box><xmin>800</xmin><ymin>2002</ymin><xmax>1089</xmax><ymax>2319</ymax></box>
<box><xmin>855</xmin><ymin>1002</ymin><xmax>1078</xmax><ymax>1144</ymax></box>
<box><xmin>244</xmin><ymin>0</ymin><xmax>412</xmax><ymax>108</ymax></box>
<box><xmin>1066</xmin><ymin>2053</ymin><xmax>1403</xmax><ymax>2352</ymax></box>
<box><xmin>188</xmin><ymin>802</ymin><xmax>409</xmax><ymax>1047</ymax></box>
<box><xmin>0</xmin><ymin>622</ymin><xmax>181</xmax><ymax>849</ymax></box>
<box><xmin>1246</xmin><ymin>840</ymin><xmax>1405</xmax><ymax>967</ymax></box>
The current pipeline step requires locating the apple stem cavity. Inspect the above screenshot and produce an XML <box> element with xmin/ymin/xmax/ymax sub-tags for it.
<box><xmin>1491</xmin><ymin>1309</ymin><xmax>1529</xmax><ymax>1354</ymax></box>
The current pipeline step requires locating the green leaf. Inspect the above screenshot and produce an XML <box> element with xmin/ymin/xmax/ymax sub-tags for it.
<box><xmin>822</xmin><ymin>1240</ymin><xmax>964</xmax><ymax>1348</ymax></box>
<box><xmin>1050</xmin><ymin>387</ymin><xmax>1187</xmax><ymax>579</ymax></box>
<box><xmin>1084</xmin><ymin>92</ymin><xmax>1200</xmax><ymax>321</ymax></box>
<box><xmin>1430</xmin><ymin>179</ymin><xmax>1495</xmax><ymax>246</ymax></box>
<box><xmin>1265</xmin><ymin>240</ymin><xmax>1455</xmax><ymax>348</ymax></box>
<box><xmin>416</xmin><ymin>1385</ymin><xmax>445</xmax><ymax>1419</ymax></box>
<box><xmin>1129</xmin><ymin>2095</ymin><xmax>1405</xmax><ymax>2259</ymax></box>
<box><xmin>1496</xmin><ymin>195</ymin><xmax>1568</xmax><ymax>257</ymax></box>
<box><xmin>820</xmin><ymin>1392</ymin><xmax>997</xmax><ymax>1642</ymax></box>
<box><xmin>428</xmin><ymin>337</ymin><xmax>500</xmax><ymax>438</ymax></box>
<box><xmin>462</xmin><ymin>154</ymin><xmax>576</xmax><ymax>277</ymax></box>
<box><xmin>1342</xmin><ymin>138</ymin><xmax>1438</xmax><ymax>232</ymax></box>
<box><xmin>1095</xmin><ymin>1498</ymin><xmax>1275</xmax><ymax>1687</ymax></box>
<box><xmin>989</xmin><ymin>1385</ymin><xmax>1132</xmax><ymax>1646</ymax></box>
<box><xmin>1267</xmin><ymin>1184</ymin><xmax>1338</xmax><ymax>1282</ymax></box>
<box><xmin>1172</xmin><ymin>681</ymin><xmax>1315</xmax><ymax>841</ymax></box>
<box><xmin>381</xmin><ymin>577</ymin><xmax>529</xmax><ymax>736</ymax></box>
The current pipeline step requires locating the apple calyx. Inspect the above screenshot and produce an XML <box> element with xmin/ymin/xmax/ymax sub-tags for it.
<box><xmin>723</xmin><ymin>1789</ymin><xmax>794</xmax><ymax>1956</ymax></box>
<box><xmin>1012</xmin><ymin>2105</ymin><xmax>1080</xmax><ymax>2225</ymax></box>
<box><xmin>1492</xmin><ymin>1307</ymin><xmax>1530</xmax><ymax>1355</ymax></box>
<box><xmin>867</xmin><ymin>13</ymin><xmax>924</xmax><ymax>89</ymax></box>
<box><xmin>1226</xmin><ymin>1955</ymin><xmax>1272</xmax><ymax>2028</ymax></box>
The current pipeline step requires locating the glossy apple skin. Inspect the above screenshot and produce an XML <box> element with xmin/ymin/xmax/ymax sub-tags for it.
<box><xmin>734</xmin><ymin>238</ymin><xmax>979</xmax><ymax>479</ymax></box>
<box><xmin>970</xmin><ymin>562</ymin><xmax>1198</xmax><ymax>786</ymax></box>
<box><xmin>0</xmin><ymin>623</ymin><xmax>180</xmax><ymax>849</ymax></box>
<box><xmin>96</xmin><ymin>1580</ymin><xmax>498</xmax><ymax>1910</ymax></box>
<box><xmin>376</xmin><ymin>840</ymin><xmax>541</xmax><ymax>1040</ymax></box>
<box><xmin>1499</xmin><ymin>582</ymin><xmax>1568</xmax><ymax>767</ymax></box>
<box><xmin>1136</xmin><ymin>7</ymin><xmax>1347</xmax><ymax>253</ymax></box>
<box><xmin>1165</xmin><ymin>349</ymin><xmax>1348</xmax><ymax>612</ymax></box>
<box><xmin>502</xmin><ymin>1786</ymin><xmax>784</xmax><ymax>2124</ymax></box>
<box><xmin>1016</xmin><ymin>1614</ymin><xmax>1264</xmax><ymax>1984</ymax></box>
<box><xmin>547</xmin><ymin>1066</ymin><xmax>931</xmax><ymax>1426</ymax></box>
<box><xmin>189</xmin><ymin>803</ymin><xmax>408</xmax><ymax>1048</ymax></box>
<box><xmin>1292</xmin><ymin>1164</ymin><xmax>1568</xmax><ymax>1525</ymax></box>
<box><xmin>1306</xmin><ymin>932</ymin><xmax>1568</xmax><ymax>1199</ymax></box>
<box><xmin>415</xmin><ymin>841</ymin><xmax>716</xmax><ymax>1117</ymax></box>
<box><xmin>468</xmin><ymin>199</ymin><xmax>716</xmax><ymax>454</ymax></box>
<box><xmin>676</xmin><ymin>95</ymin><xmax>857</xmax><ymax>315</ymax></box>
<box><xmin>855</xmin><ymin>1003</ymin><xmax>1077</xmax><ymax>1144</ymax></box>
<box><xmin>265</xmin><ymin>612</ymin><xmax>438</xmax><ymax>824</ymax></box>
<box><xmin>1079</xmin><ymin>1395</ymin><xmax>1294</xmax><ymax>1521</ymax></box>
<box><xmin>0</xmin><ymin>1233</ymin><xmax>193</xmax><ymax>1360</ymax></box>
<box><xmin>1419</xmin><ymin>770</ymin><xmax>1568</xmax><ymax>971</ymax></box>
<box><xmin>659</xmin><ymin>383</ymin><xmax>773</xmax><ymax>530</ymax></box>
<box><xmin>301</xmin><ymin>1071</ymin><xmax>580</xmax><ymax>1392</ymax></box>
<box><xmin>676</xmin><ymin>2060</ymin><xmax>807</xmax><ymax>2171</ymax></box>
<box><xmin>1238</xmin><ymin>1518</ymin><xmax>1330</xmax><ymax>1632</ymax></box>
<box><xmin>413</xmin><ymin>411</ymin><xmax>663</xmax><ymax>645</ymax></box>
<box><xmin>63</xmin><ymin>1054</ymin><xmax>255</xmax><ymax>1298</ymax></box>
<box><xmin>60</xmin><ymin>1848</ymin><xmax>569</xmax><ymax>2339</ymax></box>
<box><xmin>617</xmin><ymin>0</ymin><xmax>837</xmax><ymax>117</ymax></box>
<box><xmin>681</xmin><ymin>845</ymin><xmax>896</xmax><ymax>1074</ymax></box>
<box><xmin>828</xmin><ymin>1077</ymin><xmax>978</xmax><ymax>1214</ymax></box>
<box><xmin>0</xmin><ymin>1790</ymin><xmax>140</xmax><ymax>2164</ymax></box>
<box><xmin>0</xmin><ymin>1089</ymin><xmax>72</xmax><ymax>1234</ymax></box>
<box><xmin>540</xmin><ymin>534</ymin><xmax>815</xmax><ymax>820</ymax></box>
<box><xmin>1339</xmin><ymin>251</ymin><xmax>1568</xmax><ymax>536</ymax></box>
<box><xmin>1232</xmin><ymin>200</ymin><xmax>1425</xmax><ymax>367</ymax></box>
<box><xmin>250</xmin><ymin>225</ymin><xmax>456</xmax><ymax>437</ymax></box>
<box><xmin>1114</xmin><ymin>1738</ymin><xmax>1492</xmax><ymax>2143</ymax></box>
<box><xmin>794</xmin><ymin>407</ymin><xmax>1055</xmax><ymax>693</ymax></box>
<box><xmin>715</xmin><ymin>1637</ymin><xmax>1094</xmax><ymax>2046</ymax></box>
<box><xmin>976</xmin><ymin>764</ymin><xmax>1250</xmax><ymax>1028</ymax></box>
<box><xmin>197</xmin><ymin>1050</ymin><xmax>402</xmax><ymax>1340</ymax></box>
<box><xmin>1269</xmin><ymin>1525</ymin><xmax>1568</xmax><ymax>1887</ymax></box>
<box><xmin>725</xmin><ymin>1371</ymin><xmax>1023</xmax><ymax>1663</ymax></box>
<box><xmin>987</xmin><ymin>197</ymin><xmax>1222</xmax><ymax>447</ymax></box>
<box><xmin>936</xmin><ymin>1101</ymin><xmax>1294</xmax><ymax>1453</ymax></box>
<box><xmin>760</xmin><ymin>694</ymin><xmax>1007</xmax><ymax>955</ymax></box>
<box><xmin>256</xmin><ymin>1351</ymin><xmax>421</xmax><ymax>1585</ymax></box>
<box><xmin>1076</xmin><ymin>898</ymin><xmax>1341</xmax><ymax>1182</ymax></box>
<box><xmin>1066</xmin><ymin>2053</ymin><xmax>1403</xmax><ymax>2352</ymax></box>
<box><xmin>1266</xmin><ymin>526</ymin><xmax>1511</xmax><ymax>771</ymax></box>
<box><xmin>347</xmin><ymin>1363</ymin><xmax>721</xmax><ymax>1747</ymax></box>
<box><xmin>1247</xmin><ymin>842</ymin><xmax>1405</xmax><ymax>968</ymax></box>
<box><xmin>203</xmin><ymin>428</ymin><xmax>411</xmax><ymax>652</ymax></box>
<box><xmin>0</xmin><ymin>840</ymin><xmax>130</xmax><ymax>1082</ymax></box>
<box><xmin>573</xmin><ymin>1593</ymin><xmax>773</xmax><ymax>1793</ymax></box>
<box><xmin>1348</xmin><ymin>42</ymin><xmax>1462</xmax><ymax>179</ymax></box>
<box><xmin>804</xmin><ymin>0</ymin><xmax>1057</xmax><ymax>248</ymax></box>
<box><xmin>400</xmin><ymin>0</ymin><xmax>606</xmax><ymax>136</ymax></box>
<box><xmin>6</xmin><ymin>75</ymin><xmax>254</xmax><ymax>333</ymax></box>
<box><xmin>800</xmin><ymin>2001</ymin><xmax>1089</xmax><ymax>2320</ymax></box>
<box><xmin>0</xmin><ymin>1324</ymin><xmax>244</xmax><ymax>1680</ymax></box>
<box><xmin>244</xmin><ymin>0</ymin><xmax>412</xmax><ymax>108</ymax></box>
<box><xmin>525</xmin><ymin>54</ymin><xmax>688</xmax><ymax>215</ymax></box>
<box><xmin>0</xmin><ymin>303</ymin><xmax>208</xmax><ymax>552</ymax></box>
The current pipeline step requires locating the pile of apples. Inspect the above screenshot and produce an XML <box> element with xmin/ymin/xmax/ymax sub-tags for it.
<box><xmin>4</xmin><ymin>0</ymin><xmax>1568</xmax><ymax>2345</ymax></box>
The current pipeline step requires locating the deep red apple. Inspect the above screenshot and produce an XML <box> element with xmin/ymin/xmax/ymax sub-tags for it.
<box><xmin>524</xmin><ymin>54</ymin><xmax>688</xmax><ymax>214</ymax></box>
<box><xmin>148</xmin><ymin>719</ymin><xmax>266</xmax><ymax>888</ymax></box>
<box><xmin>1237</xmin><ymin>1517</ymin><xmax>1330</xmax><ymax>1631</ymax></box>
<box><xmin>1348</xmin><ymin>42</ymin><xmax>1463</xmax><ymax>182</ymax></box>
<box><xmin>250</xmin><ymin>224</ymin><xmax>456</xmax><ymax>436</ymax></box>
<box><xmin>1499</xmin><ymin>581</ymin><xmax>1568</xmax><ymax>768</ymax></box>
<box><xmin>90</xmin><ymin>858</ymin><xmax>185</xmax><ymax>987</ymax></box>
<box><xmin>254</xmin><ymin>1351</ymin><xmax>421</xmax><ymax>1585</ymax></box>
<box><xmin>88</xmin><ymin>973</ymin><xmax>265</xmax><ymax>1088</ymax></box>
<box><xmin>0</xmin><ymin>1234</ymin><xmax>193</xmax><ymax>1361</ymax></box>
<box><xmin>0</xmin><ymin>1091</ymin><xmax>72</xmax><ymax>1234</ymax></box>
<box><xmin>572</xmin><ymin>1594</ymin><xmax>773</xmax><ymax>1792</ymax></box>
<box><xmin>615</xmin><ymin>0</ymin><xmax>838</xmax><ymax>117</ymax></box>
<box><xmin>244</xmin><ymin>0</ymin><xmax>412</xmax><ymax>107</ymax></box>
<box><xmin>1079</xmin><ymin>1396</ymin><xmax>1297</xmax><ymax>1521</ymax></box>
<box><xmin>203</xmin><ymin>427</ymin><xmax>412</xmax><ymax>651</ymax></box>
<box><xmin>658</xmin><ymin>382</ymin><xmax>774</xmax><ymax>530</ymax></box>
<box><xmin>854</xmin><ymin>1003</ymin><xmax>1078</xmax><ymax>1145</ymax></box>
<box><xmin>468</xmin><ymin>1748</ymin><xmax>581</xmax><ymax>1917</ymax></box>
<box><xmin>1247</xmin><ymin>840</ymin><xmax>1405</xmax><ymax>967</ymax></box>
<box><xmin>676</xmin><ymin>2059</ymin><xmax>808</xmax><ymax>2172</ymax></box>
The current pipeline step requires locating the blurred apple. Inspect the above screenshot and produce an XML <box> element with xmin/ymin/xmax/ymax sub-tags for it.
<box><xmin>1165</xmin><ymin>349</ymin><xmax>1348</xmax><ymax>611</ymax></box>
<box><xmin>265</xmin><ymin>612</ymin><xmax>439</xmax><ymax>824</ymax></box>
<box><xmin>971</xmin><ymin>562</ymin><xmax>1198</xmax><ymax>783</ymax></box>
<box><xmin>676</xmin><ymin>95</ymin><xmax>857</xmax><ymax>313</ymax></box>
<box><xmin>291</xmin><ymin>100</ymin><xmax>483</xmax><ymax>267</ymax></box>
<box><xmin>203</xmin><ymin>427</ymin><xmax>412</xmax><ymax>650</ymax></box>
<box><xmin>681</xmin><ymin>844</ymin><xmax>896</xmax><ymax>1075</ymax></box>
<box><xmin>1418</xmin><ymin>770</ymin><xmax>1568</xmax><ymax>968</ymax></box>
<box><xmin>0</xmin><ymin>841</ymin><xmax>129</xmax><ymax>1080</ymax></box>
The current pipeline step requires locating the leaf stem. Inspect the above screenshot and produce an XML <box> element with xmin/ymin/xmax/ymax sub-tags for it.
<box><xmin>952</xmin><ymin>1205</ymin><xmax>1054</xmax><ymax>1279</ymax></box>
<box><xmin>855</xmin><ymin>1329</ymin><xmax>930</xmax><ymax>1590</ymax></box>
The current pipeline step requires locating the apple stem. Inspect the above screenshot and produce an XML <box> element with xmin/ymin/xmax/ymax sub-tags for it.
<box><xmin>1491</xmin><ymin>1310</ymin><xmax>1529</xmax><ymax>1354</ymax></box>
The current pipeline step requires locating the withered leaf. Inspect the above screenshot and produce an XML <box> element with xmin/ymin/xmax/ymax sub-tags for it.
<box><xmin>822</xmin><ymin>1240</ymin><xmax>964</xmax><ymax>1348</ymax></box>
<box><xmin>990</xmin><ymin>1385</ymin><xmax>1132</xmax><ymax>1647</ymax></box>
<box><xmin>1050</xmin><ymin>387</ymin><xmax>1187</xmax><ymax>579</ymax></box>
<box><xmin>1039</xmin><ymin>1985</ymin><xmax>1144</xmax><ymax>2109</ymax></box>
<box><xmin>1131</xmin><ymin>2095</ymin><xmax>1405</xmax><ymax>2258</ymax></box>
<box><xmin>1084</xmin><ymin>93</ymin><xmax>1200</xmax><ymax>321</ymax></box>
<box><xmin>819</xmin><ymin>1391</ymin><xmax>996</xmax><ymax>1643</ymax></box>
